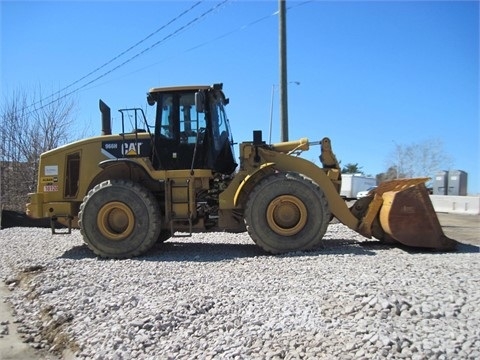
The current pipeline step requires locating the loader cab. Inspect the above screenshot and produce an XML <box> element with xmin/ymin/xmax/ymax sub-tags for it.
<box><xmin>148</xmin><ymin>84</ymin><xmax>237</xmax><ymax>175</ymax></box>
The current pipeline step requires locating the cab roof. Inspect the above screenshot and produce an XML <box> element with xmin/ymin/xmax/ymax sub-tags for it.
<box><xmin>148</xmin><ymin>85</ymin><xmax>212</xmax><ymax>93</ymax></box>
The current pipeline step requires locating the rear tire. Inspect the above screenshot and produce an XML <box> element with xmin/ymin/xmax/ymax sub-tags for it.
<box><xmin>78</xmin><ymin>180</ymin><xmax>161</xmax><ymax>258</ymax></box>
<box><xmin>245</xmin><ymin>172</ymin><xmax>330</xmax><ymax>254</ymax></box>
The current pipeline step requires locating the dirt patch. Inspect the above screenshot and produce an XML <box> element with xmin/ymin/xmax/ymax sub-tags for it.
<box><xmin>0</xmin><ymin>283</ymin><xmax>59</xmax><ymax>360</ymax></box>
<box><xmin>1</xmin><ymin>265</ymin><xmax>78</xmax><ymax>360</ymax></box>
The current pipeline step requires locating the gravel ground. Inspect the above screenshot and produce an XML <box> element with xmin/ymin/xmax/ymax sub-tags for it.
<box><xmin>0</xmin><ymin>225</ymin><xmax>479</xmax><ymax>360</ymax></box>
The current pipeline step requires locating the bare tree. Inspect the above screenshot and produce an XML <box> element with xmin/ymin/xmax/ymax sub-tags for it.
<box><xmin>380</xmin><ymin>138</ymin><xmax>453</xmax><ymax>180</ymax></box>
<box><xmin>1</xmin><ymin>87</ymin><xmax>77</xmax><ymax>212</ymax></box>
<box><xmin>376</xmin><ymin>166</ymin><xmax>405</xmax><ymax>183</ymax></box>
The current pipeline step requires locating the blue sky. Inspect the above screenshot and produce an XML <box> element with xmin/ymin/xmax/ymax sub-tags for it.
<box><xmin>2</xmin><ymin>0</ymin><xmax>479</xmax><ymax>194</ymax></box>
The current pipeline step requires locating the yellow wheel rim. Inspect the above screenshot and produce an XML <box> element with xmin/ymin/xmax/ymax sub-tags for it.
<box><xmin>266</xmin><ymin>195</ymin><xmax>307</xmax><ymax>236</ymax></box>
<box><xmin>97</xmin><ymin>202</ymin><xmax>135</xmax><ymax>241</ymax></box>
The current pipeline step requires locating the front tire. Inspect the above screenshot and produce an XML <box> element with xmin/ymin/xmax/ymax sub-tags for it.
<box><xmin>245</xmin><ymin>172</ymin><xmax>330</xmax><ymax>254</ymax></box>
<box><xmin>78</xmin><ymin>180</ymin><xmax>161</xmax><ymax>258</ymax></box>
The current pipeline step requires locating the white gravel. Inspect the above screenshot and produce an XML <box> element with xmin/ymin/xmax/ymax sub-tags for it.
<box><xmin>0</xmin><ymin>225</ymin><xmax>479</xmax><ymax>360</ymax></box>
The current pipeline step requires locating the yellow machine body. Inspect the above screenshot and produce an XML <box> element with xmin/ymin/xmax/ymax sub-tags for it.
<box><xmin>26</xmin><ymin>84</ymin><xmax>456</xmax><ymax>258</ymax></box>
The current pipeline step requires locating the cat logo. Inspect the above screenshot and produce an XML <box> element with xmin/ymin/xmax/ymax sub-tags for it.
<box><xmin>101</xmin><ymin>140</ymin><xmax>150</xmax><ymax>159</ymax></box>
<box><xmin>124</xmin><ymin>142</ymin><xmax>141</xmax><ymax>156</ymax></box>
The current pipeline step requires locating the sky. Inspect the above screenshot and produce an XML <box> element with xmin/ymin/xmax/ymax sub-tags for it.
<box><xmin>1</xmin><ymin>0</ymin><xmax>479</xmax><ymax>194</ymax></box>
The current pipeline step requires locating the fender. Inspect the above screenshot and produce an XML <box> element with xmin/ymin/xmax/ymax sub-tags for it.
<box><xmin>98</xmin><ymin>157</ymin><xmax>152</xmax><ymax>170</ymax></box>
<box><xmin>233</xmin><ymin>163</ymin><xmax>277</xmax><ymax>207</ymax></box>
<box><xmin>254</xmin><ymin>148</ymin><xmax>360</xmax><ymax>230</ymax></box>
<box><xmin>90</xmin><ymin>158</ymin><xmax>160</xmax><ymax>192</ymax></box>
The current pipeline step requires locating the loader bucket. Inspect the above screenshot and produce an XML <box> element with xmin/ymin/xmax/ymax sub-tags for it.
<box><xmin>353</xmin><ymin>178</ymin><xmax>457</xmax><ymax>251</ymax></box>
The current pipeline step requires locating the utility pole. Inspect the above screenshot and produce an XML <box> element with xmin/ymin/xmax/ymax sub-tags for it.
<box><xmin>279</xmin><ymin>0</ymin><xmax>289</xmax><ymax>142</ymax></box>
<box><xmin>269</xmin><ymin>81</ymin><xmax>300</xmax><ymax>144</ymax></box>
<box><xmin>0</xmin><ymin>151</ymin><xmax>2</xmax><ymax>228</ymax></box>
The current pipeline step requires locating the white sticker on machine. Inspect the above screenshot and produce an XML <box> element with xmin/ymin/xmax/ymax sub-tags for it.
<box><xmin>44</xmin><ymin>165</ymin><xmax>58</xmax><ymax>176</ymax></box>
<box><xmin>44</xmin><ymin>185</ymin><xmax>59</xmax><ymax>192</ymax></box>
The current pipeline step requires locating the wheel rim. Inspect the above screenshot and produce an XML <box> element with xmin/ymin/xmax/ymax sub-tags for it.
<box><xmin>97</xmin><ymin>202</ymin><xmax>135</xmax><ymax>241</ymax></box>
<box><xmin>266</xmin><ymin>195</ymin><xmax>307</xmax><ymax>236</ymax></box>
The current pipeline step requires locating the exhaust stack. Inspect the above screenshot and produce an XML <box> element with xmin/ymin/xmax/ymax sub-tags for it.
<box><xmin>99</xmin><ymin>99</ymin><xmax>111</xmax><ymax>135</ymax></box>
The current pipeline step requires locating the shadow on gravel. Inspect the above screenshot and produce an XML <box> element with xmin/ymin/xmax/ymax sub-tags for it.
<box><xmin>321</xmin><ymin>239</ymin><xmax>378</xmax><ymax>256</ymax></box>
<box><xmin>145</xmin><ymin>241</ymin><xmax>266</xmax><ymax>262</ymax></box>
<box><xmin>58</xmin><ymin>242</ymin><xmax>265</xmax><ymax>262</ymax></box>
<box><xmin>59</xmin><ymin>238</ymin><xmax>379</xmax><ymax>262</ymax></box>
<box><xmin>141</xmin><ymin>240</ymin><xmax>379</xmax><ymax>261</ymax></box>
<box><xmin>455</xmin><ymin>242</ymin><xmax>480</xmax><ymax>253</ymax></box>
<box><xmin>60</xmin><ymin>245</ymin><xmax>99</xmax><ymax>260</ymax></box>
<box><xmin>370</xmin><ymin>240</ymin><xmax>479</xmax><ymax>255</ymax></box>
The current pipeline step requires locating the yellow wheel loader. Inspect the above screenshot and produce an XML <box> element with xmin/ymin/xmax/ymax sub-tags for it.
<box><xmin>26</xmin><ymin>84</ymin><xmax>456</xmax><ymax>258</ymax></box>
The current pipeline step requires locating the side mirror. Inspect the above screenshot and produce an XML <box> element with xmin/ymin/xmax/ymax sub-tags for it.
<box><xmin>195</xmin><ymin>91</ymin><xmax>205</xmax><ymax>113</ymax></box>
<box><xmin>146</xmin><ymin>93</ymin><xmax>155</xmax><ymax>106</ymax></box>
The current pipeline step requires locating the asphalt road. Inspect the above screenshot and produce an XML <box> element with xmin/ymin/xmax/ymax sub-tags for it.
<box><xmin>436</xmin><ymin>212</ymin><xmax>480</xmax><ymax>246</ymax></box>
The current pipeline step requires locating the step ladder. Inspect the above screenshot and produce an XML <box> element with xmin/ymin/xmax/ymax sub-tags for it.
<box><xmin>50</xmin><ymin>215</ymin><xmax>72</xmax><ymax>235</ymax></box>
<box><xmin>167</xmin><ymin>178</ymin><xmax>192</xmax><ymax>237</ymax></box>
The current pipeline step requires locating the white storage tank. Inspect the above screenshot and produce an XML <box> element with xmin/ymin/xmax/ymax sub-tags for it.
<box><xmin>433</xmin><ymin>170</ymin><xmax>448</xmax><ymax>195</ymax></box>
<box><xmin>448</xmin><ymin>170</ymin><xmax>468</xmax><ymax>196</ymax></box>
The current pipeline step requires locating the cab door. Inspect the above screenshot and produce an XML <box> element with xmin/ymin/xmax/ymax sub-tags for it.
<box><xmin>153</xmin><ymin>92</ymin><xmax>207</xmax><ymax>170</ymax></box>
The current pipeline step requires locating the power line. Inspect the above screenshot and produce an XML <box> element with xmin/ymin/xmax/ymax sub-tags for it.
<box><xmin>25</xmin><ymin>0</ymin><xmax>310</xmax><ymax>114</ymax></box>
<box><xmin>24</xmin><ymin>1</ymin><xmax>204</xmax><ymax>112</ymax></box>
<box><xmin>110</xmin><ymin>0</ymin><xmax>313</xmax><ymax>79</ymax></box>
<box><xmin>28</xmin><ymin>0</ymin><xmax>230</xmax><ymax>114</ymax></box>
<box><xmin>188</xmin><ymin>0</ymin><xmax>313</xmax><ymax>52</ymax></box>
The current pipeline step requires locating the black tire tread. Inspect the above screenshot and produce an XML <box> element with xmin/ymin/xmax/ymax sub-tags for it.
<box><xmin>244</xmin><ymin>172</ymin><xmax>330</xmax><ymax>254</ymax></box>
<box><xmin>78</xmin><ymin>179</ymin><xmax>161</xmax><ymax>258</ymax></box>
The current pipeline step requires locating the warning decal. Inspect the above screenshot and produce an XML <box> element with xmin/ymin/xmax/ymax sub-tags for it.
<box><xmin>44</xmin><ymin>185</ymin><xmax>59</xmax><ymax>192</ymax></box>
<box><xmin>41</xmin><ymin>176</ymin><xmax>58</xmax><ymax>183</ymax></box>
